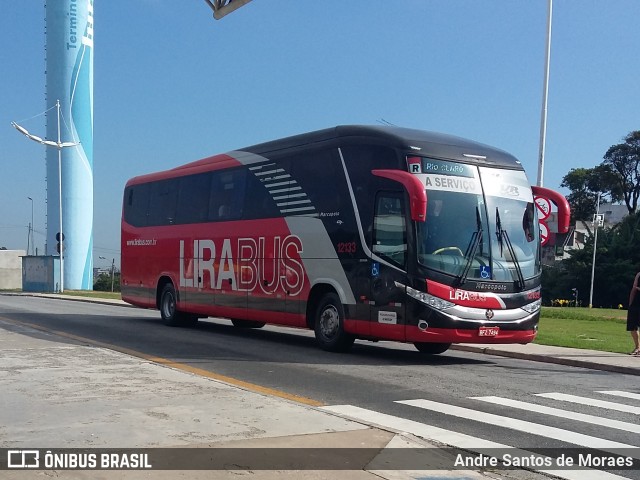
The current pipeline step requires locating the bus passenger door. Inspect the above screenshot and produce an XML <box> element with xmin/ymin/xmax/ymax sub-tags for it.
<box><xmin>368</xmin><ymin>192</ymin><xmax>407</xmax><ymax>341</ymax></box>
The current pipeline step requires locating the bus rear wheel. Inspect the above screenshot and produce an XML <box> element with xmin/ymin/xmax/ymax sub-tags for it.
<box><xmin>414</xmin><ymin>342</ymin><xmax>451</xmax><ymax>355</ymax></box>
<box><xmin>314</xmin><ymin>293</ymin><xmax>354</xmax><ymax>352</ymax></box>
<box><xmin>160</xmin><ymin>283</ymin><xmax>197</xmax><ymax>327</ymax></box>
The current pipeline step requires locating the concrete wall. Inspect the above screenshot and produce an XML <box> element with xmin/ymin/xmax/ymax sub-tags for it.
<box><xmin>22</xmin><ymin>256</ymin><xmax>61</xmax><ymax>293</ymax></box>
<box><xmin>0</xmin><ymin>250</ymin><xmax>26</xmax><ymax>289</ymax></box>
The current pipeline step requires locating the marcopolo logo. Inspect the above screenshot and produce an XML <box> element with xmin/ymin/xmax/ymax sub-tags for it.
<box><xmin>7</xmin><ymin>450</ymin><xmax>40</xmax><ymax>469</ymax></box>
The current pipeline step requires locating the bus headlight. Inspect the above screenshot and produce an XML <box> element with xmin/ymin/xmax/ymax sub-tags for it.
<box><xmin>406</xmin><ymin>286</ymin><xmax>455</xmax><ymax>311</ymax></box>
<box><xmin>521</xmin><ymin>299</ymin><xmax>541</xmax><ymax>314</ymax></box>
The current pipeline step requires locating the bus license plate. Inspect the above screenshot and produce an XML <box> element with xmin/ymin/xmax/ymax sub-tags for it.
<box><xmin>479</xmin><ymin>326</ymin><xmax>499</xmax><ymax>337</ymax></box>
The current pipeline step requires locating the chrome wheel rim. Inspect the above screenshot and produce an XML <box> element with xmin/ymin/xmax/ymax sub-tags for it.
<box><xmin>162</xmin><ymin>292</ymin><xmax>175</xmax><ymax>319</ymax></box>
<box><xmin>319</xmin><ymin>305</ymin><xmax>339</xmax><ymax>338</ymax></box>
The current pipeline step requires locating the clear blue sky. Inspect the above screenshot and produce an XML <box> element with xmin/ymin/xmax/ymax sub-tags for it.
<box><xmin>1</xmin><ymin>1</ymin><xmax>638</xmax><ymax>269</ymax></box>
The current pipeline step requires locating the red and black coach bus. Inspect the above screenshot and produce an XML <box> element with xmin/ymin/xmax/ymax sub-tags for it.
<box><xmin>121</xmin><ymin>126</ymin><xmax>570</xmax><ymax>354</ymax></box>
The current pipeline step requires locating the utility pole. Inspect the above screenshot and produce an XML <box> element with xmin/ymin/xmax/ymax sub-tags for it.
<box><xmin>27</xmin><ymin>196</ymin><xmax>34</xmax><ymax>255</ymax></box>
<box><xmin>12</xmin><ymin>99</ymin><xmax>80</xmax><ymax>292</ymax></box>
<box><xmin>588</xmin><ymin>193</ymin><xmax>602</xmax><ymax>308</ymax></box>
<box><xmin>111</xmin><ymin>258</ymin><xmax>115</xmax><ymax>293</ymax></box>
<box><xmin>536</xmin><ymin>0</ymin><xmax>553</xmax><ymax>187</ymax></box>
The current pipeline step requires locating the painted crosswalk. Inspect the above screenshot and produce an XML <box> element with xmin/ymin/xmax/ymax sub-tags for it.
<box><xmin>398</xmin><ymin>398</ymin><xmax>636</xmax><ymax>451</ymax></box>
<box><xmin>321</xmin><ymin>390</ymin><xmax>640</xmax><ymax>480</ymax></box>
<box><xmin>599</xmin><ymin>391</ymin><xmax>640</xmax><ymax>401</ymax></box>
<box><xmin>472</xmin><ymin>395</ymin><xmax>640</xmax><ymax>434</ymax></box>
<box><xmin>535</xmin><ymin>392</ymin><xmax>640</xmax><ymax>414</ymax></box>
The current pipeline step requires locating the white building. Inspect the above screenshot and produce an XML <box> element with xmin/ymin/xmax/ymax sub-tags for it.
<box><xmin>0</xmin><ymin>250</ymin><xmax>27</xmax><ymax>289</ymax></box>
<box><xmin>551</xmin><ymin>203</ymin><xmax>630</xmax><ymax>260</ymax></box>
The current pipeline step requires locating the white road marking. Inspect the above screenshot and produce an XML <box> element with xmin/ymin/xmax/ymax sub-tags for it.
<box><xmin>598</xmin><ymin>391</ymin><xmax>640</xmax><ymax>401</ymax></box>
<box><xmin>536</xmin><ymin>393</ymin><xmax>640</xmax><ymax>414</ymax></box>
<box><xmin>472</xmin><ymin>396</ymin><xmax>640</xmax><ymax>434</ymax></box>
<box><xmin>320</xmin><ymin>404</ymin><xmax>630</xmax><ymax>480</ymax></box>
<box><xmin>397</xmin><ymin>399</ymin><xmax>636</xmax><ymax>451</ymax></box>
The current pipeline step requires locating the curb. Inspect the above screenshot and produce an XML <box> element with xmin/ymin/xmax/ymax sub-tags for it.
<box><xmin>1</xmin><ymin>292</ymin><xmax>134</xmax><ymax>309</ymax></box>
<box><xmin>451</xmin><ymin>344</ymin><xmax>640</xmax><ymax>377</ymax></box>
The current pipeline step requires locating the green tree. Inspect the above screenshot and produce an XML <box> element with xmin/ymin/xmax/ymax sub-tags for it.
<box><xmin>93</xmin><ymin>272</ymin><xmax>121</xmax><ymax>292</ymax></box>
<box><xmin>553</xmin><ymin>131</ymin><xmax>640</xmax><ymax>307</ymax></box>
<box><xmin>560</xmin><ymin>168</ymin><xmax>600</xmax><ymax>222</ymax></box>
<box><xmin>560</xmin><ymin>130</ymin><xmax>640</xmax><ymax>220</ymax></box>
<box><xmin>550</xmin><ymin>212</ymin><xmax>640</xmax><ymax>308</ymax></box>
<box><xmin>603</xmin><ymin>130</ymin><xmax>640</xmax><ymax>214</ymax></box>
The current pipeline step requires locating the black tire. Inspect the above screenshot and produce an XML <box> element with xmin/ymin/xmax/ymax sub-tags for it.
<box><xmin>231</xmin><ymin>319</ymin><xmax>266</xmax><ymax>329</ymax></box>
<box><xmin>414</xmin><ymin>342</ymin><xmax>451</xmax><ymax>355</ymax></box>
<box><xmin>314</xmin><ymin>292</ymin><xmax>355</xmax><ymax>352</ymax></box>
<box><xmin>160</xmin><ymin>283</ymin><xmax>197</xmax><ymax>327</ymax></box>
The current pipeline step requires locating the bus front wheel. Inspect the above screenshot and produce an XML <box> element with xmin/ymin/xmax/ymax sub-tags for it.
<box><xmin>160</xmin><ymin>283</ymin><xmax>197</xmax><ymax>327</ymax></box>
<box><xmin>314</xmin><ymin>293</ymin><xmax>354</xmax><ymax>352</ymax></box>
<box><xmin>414</xmin><ymin>342</ymin><xmax>451</xmax><ymax>355</ymax></box>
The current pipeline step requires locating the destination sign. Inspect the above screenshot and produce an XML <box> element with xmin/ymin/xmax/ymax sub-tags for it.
<box><xmin>421</xmin><ymin>158</ymin><xmax>474</xmax><ymax>178</ymax></box>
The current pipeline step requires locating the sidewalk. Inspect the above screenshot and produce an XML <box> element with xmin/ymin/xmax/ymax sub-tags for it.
<box><xmin>453</xmin><ymin>343</ymin><xmax>640</xmax><ymax>377</ymax></box>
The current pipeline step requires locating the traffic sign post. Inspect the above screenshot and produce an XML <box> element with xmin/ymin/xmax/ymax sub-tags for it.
<box><xmin>539</xmin><ymin>222</ymin><xmax>550</xmax><ymax>247</ymax></box>
<box><xmin>535</xmin><ymin>196</ymin><xmax>551</xmax><ymax>221</ymax></box>
<box><xmin>56</xmin><ymin>232</ymin><xmax>65</xmax><ymax>254</ymax></box>
<box><xmin>535</xmin><ymin>195</ymin><xmax>552</xmax><ymax>247</ymax></box>
<box><xmin>593</xmin><ymin>213</ymin><xmax>604</xmax><ymax>227</ymax></box>
<box><xmin>589</xmin><ymin>193</ymin><xmax>602</xmax><ymax>308</ymax></box>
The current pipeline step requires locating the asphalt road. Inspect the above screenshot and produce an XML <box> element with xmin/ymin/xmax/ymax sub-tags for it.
<box><xmin>2</xmin><ymin>295</ymin><xmax>639</xmax><ymax>479</ymax></box>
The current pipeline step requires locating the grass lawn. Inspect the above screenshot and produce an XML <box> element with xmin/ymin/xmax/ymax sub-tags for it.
<box><xmin>536</xmin><ymin>307</ymin><xmax>632</xmax><ymax>354</ymax></box>
<box><xmin>62</xmin><ymin>290</ymin><xmax>122</xmax><ymax>300</ymax></box>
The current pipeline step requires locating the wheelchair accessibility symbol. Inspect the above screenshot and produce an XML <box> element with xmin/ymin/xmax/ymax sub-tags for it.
<box><xmin>371</xmin><ymin>262</ymin><xmax>380</xmax><ymax>277</ymax></box>
<box><xmin>480</xmin><ymin>266</ymin><xmax>491</xmax><ymax>279</ymax></box>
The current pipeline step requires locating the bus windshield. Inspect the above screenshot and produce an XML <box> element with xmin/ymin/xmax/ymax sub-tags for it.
<box><xmin>416</xmin><ymin>162</ymin><xmax>540</xmax><ymax>284</ymax></box>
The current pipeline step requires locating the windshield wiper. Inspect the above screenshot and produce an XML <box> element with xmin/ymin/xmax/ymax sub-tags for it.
<box><xmin>495</xmin><ymin>207</ymin><xmax>525</xmax><ymax>289</ymax></box>
<box><xmin>459</xmin><ymin>206</ymin><xmax>483</xmax><ymax>285</ymax></box>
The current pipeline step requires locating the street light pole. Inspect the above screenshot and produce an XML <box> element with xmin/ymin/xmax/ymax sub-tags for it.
<box><xmin>536</xmin><ymin>0</ymin><xmax>553</xmax><ymax>187</ymax></box>
<box><xmin>111</xmin><ymin>258</ymin><xmax>115</xmax><ymax>293</ymax></box>
<box><xmin>204</xmin><ymin>0</ymin><xmax>253</xmax><ymax>19</ymax></box>
<box><xmin>12</xmin><ymin>99</ymin><xmax>79</xmax><ymax>293</ymax></box>
<box><xmin>56</xmin><ymin>100</ymin><xmax>64</xmax><ymax>293</ymax></box>
<box><xmin>588</xmin><ymin>193</ymin><xmax>601</xmax><ymax>308</ymax></box>
<box><xmin>27</xmin><ymin>196</ymin><xmax>34</xmax><ymax>255</ymax></box>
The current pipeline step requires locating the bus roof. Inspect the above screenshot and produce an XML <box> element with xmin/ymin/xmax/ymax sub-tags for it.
<box><xmin>127</xmin><ymin>125</ymin><xmax>523</xmax><ymax>186</ymax></box>
<box><xmin>242</xmin><ymin>125</ymin><xmax>523</xmax><ymax>169</ymax></box>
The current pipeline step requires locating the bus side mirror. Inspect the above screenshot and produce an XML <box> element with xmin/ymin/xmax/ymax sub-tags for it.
<box><xmin>531</xmin><ymin>186</ymin><xmax>571</xmax><ymax>234</ymax></box>
<box><xmin>372</xmin><ymin>169</ymin><xmax>427</xmax><ymax>222</ymax></box>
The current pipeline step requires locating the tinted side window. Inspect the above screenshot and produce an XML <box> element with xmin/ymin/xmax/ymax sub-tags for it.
<box><xmin>340</xmin><ymin>145</ymin><xmax>400</xmax><ymax>245</ymax></box>
<box><xmin>147</xmin><ymin>179</ymin><xmax>178</xmax><ymax>226</ymax></box>
<box><xmin>209</xmin><ymin>169</ymin><xmax>246</xmax><ymax>221</ymax></box>
<box><xmin>373</xmin><ymin>192</ymin><xmax>406</xmax><ymax>268</ymax></box>
<box><xmin>175</xmin><ymin>173</ymin><xmax>211</xmax><ymax>224</ymax></box>
<box><xmin>124</xmin><ymin>184</ymin><xmax>150</xmax><ymax>227</ymax></box>
<box><xmin>244</xmin><ymin>161</ymin><xmax>288</xmax><ymax>219</ymax></box>
<box><xmin>291</xmin><ymin>149</ymin><xmax>342</xmax><ymax>214</ymax></box>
